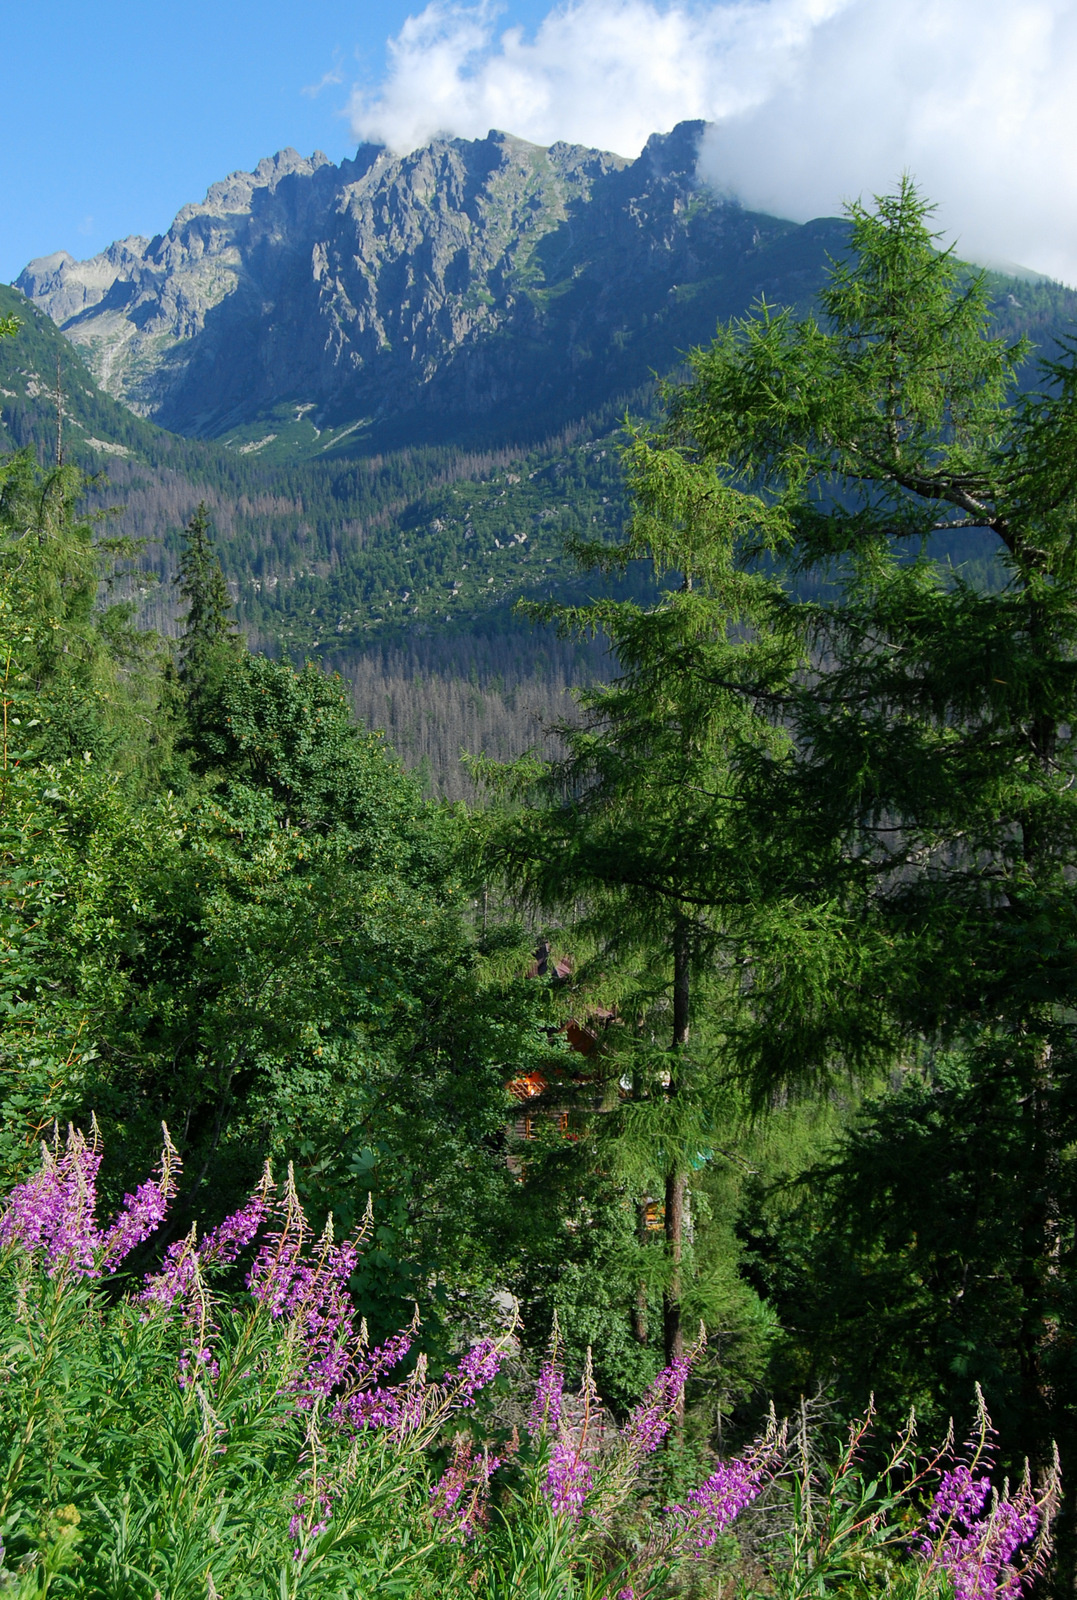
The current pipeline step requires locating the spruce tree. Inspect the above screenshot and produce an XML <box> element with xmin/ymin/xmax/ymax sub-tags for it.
<box><xmin>173</xmin><ymin>502</ymin><xmax>242</xmax><ymax>761</ymax></box>
<box><xmin>175</xmin><ymin>502</ymin><xmax>237</xmax><ymax>681</ymax></box>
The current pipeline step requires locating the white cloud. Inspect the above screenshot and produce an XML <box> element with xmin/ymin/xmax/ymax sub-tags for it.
<box><xmin>348</xmin><ymin>0</ymin><xmax>848</xmax><ymax>161</ymax></box>
<box><xmin>303</xmin><ymin>67</ymin><xmax>345</xmax><ymax>98</ymax></box>
<box><xmin>350</xmin><ymin>0</ymin><xmax>1077</xmax><ymax>284</ymax></box>
<box><xmin>698</xmin><ymin>0</ymin><xmax>1077</xmax><ymax>285</ymax></box>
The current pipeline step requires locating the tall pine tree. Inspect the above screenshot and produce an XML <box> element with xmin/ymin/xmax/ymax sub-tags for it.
<box><xmin>580</xmin><ymin>178</ymin><xmax>1077</xmax><ymax>1574</ymax></box>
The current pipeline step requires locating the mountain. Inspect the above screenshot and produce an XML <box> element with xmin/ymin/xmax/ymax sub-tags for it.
<box><xmin>16</xmin><ymin>123</ymin><xmax>846</xmax><ymax>451</ymax></box>
<box><xmin>10</xmin><ymin>127</ymin><xmax>1077</xmax><ymax>793</ymax></box>
<box><xmin>0</xmin><ymin>277</ymin><xmax>627</xmax><ymax>795</ymax></box>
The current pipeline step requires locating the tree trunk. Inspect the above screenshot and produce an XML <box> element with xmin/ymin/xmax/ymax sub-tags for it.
<box><xmin>633</xmin><ymin>1200</ymin><xmax>649</xmax><ymax>1345</ymax></box>
<box><xmin>663</xmin><ymin>1167</ymin><xmax>686</xmax><ymax>1370</ymax></box>
<box><xmin>663</xmin><ymin>920</ymin><xmax>690</xmax><ymax>1428</ymax></box>
<box><xmin>1019</xmin><ymin>1041</ymin><xmax>1062</xmax><ymax>1441</ymax></box>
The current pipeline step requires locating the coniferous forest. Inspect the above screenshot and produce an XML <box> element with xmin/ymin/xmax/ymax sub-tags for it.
<box><xmin>3</xmin><ymin>186</ymin><xmax>1077</xmax><ymax>1596</ymax></box>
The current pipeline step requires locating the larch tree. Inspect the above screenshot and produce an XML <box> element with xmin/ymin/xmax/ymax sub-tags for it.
<box><xmin>613</xmin><ymin>178</ymin><xmax>1077</xmax><ymax>1558</ymax></box>
<box><xmin>488</xmin><ymin>181</ymin><xmax>1077</xmax><ymax>1532</ymax></box>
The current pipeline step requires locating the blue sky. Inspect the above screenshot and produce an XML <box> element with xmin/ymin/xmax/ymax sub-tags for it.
<box><xmin>2</xmin><ymin>0</ymin><xmax>1075</xmax><ymax>289</ymax></box>
<box><xmin>0</xmin><ymin>0</ymin><xmax>551</xmax><ymax>285</ymax></box>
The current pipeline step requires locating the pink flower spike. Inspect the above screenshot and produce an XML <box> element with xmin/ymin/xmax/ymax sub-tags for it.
<box><xmin>198</xmin><ymin>1165</ymin><xmax>273</xmax><ymax>1268</ymax></box>
<box><xmin>430</xmin><ymin>1436</ymin><xmax>500</xmax><ymax>1541</ymax></box>
<box><xmin>0</xmin><ymin>1125</ymin><xmax>103</xmax><ymax>1277</ymax></box>
<box><xmin>543</xmin><ymin>1439</ymin><xmax>593</xmax><ymax>1520</ymax></box>
<box><xmin>921</xmin><ymin>1465</ymin><xmax>1045</xmax><ymax>1599</ymax></box>
<box><xmin>664</xmin><ymin>1432</ymin><xmax>779</xmax><ymax>1559</ymax></box>
<box><xmin>450</xmin><ymin>1338</ymin><xmax>502</xmax><ymax>1407</ymax></box>
<box><xmin>98</xmin><ymin>1125</ymin><xmax>180</xmax><ymax>1273</ymax></box>
<box><xmin>622</xmin><ymin>1355</ymin><xmax>690</xmax><ymax>1457</ymax></box>
<box><xmin>140</xmin><ymin>1224</ymin><xmax>200</xmax><ymax>1316</ymax></box>
<box><xmin>528</xmin><ymin>1361</ymin><xmax>565</xmax><ymax>1439</ymax></box>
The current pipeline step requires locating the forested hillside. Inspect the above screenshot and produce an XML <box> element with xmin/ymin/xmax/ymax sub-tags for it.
<box><xmin>10</xmin><ymin>120</ymin><xmax>1077</xmax><ymax>800</ymax></box>
<box><xmin>0</xmin><ymin>280</ymin><xmax>628</xmax><ymax>789</ymax></box>
<box><xmin>6</xmin><ymin>225</ymin><xmax>1077</xmax><ymax>795</ymax></box>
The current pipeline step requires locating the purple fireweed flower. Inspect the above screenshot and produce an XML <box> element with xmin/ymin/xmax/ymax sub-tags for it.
<box><xmin>333</xmin><ymin>1385</ymin><xmax>408</xmax><ymax>1432</ymax></box>
<box><xmin>99</xmin><ymin>1178</ymin><xmax>173</xmax><ymax>1272</ymax></box>
<box><xmin>622</xmin><ymin>1355</ymin><xmax>690</xmax><ymax>1457</ymax></box>
<box><xmin>449</xmin><ymin>1338</ymin><xmax>502</xmax><ymax>1407</ymax></box>
<box><xmin>140</xmin><ymin>1227</ymin><xmax>201</xmax><ymax>1316</ymax></box>
<box><xmin>430</xmin><ymin>1437</ymin><xmax>501</xmax><ymax>1542</ymax></box>
<box><xmin>143</xmin><ymin>1160</ymin><xmax>271</xmax><ymax>1319</ymax></box>
<box><xmin>328</xmin><ymin>1332</ymin><xmax>415</xmax><ymax>1432</ymax></box>
<box><xmin>0</xmin><ymin>1130</ymin><xmax>102</xmax><ymax>1275</ymax></box>
<box><xmin>528</xmin><ymin>1361</ymin><xmax>565</xmax><ymax>1439</ymax></box>
<box><xmin>99</xmin><ymin>1126</ymin><xmax>180</xmax><ymax>1273</ymax></box>
<box><xmin>544</xmin><ymin>1439</ymin><xmax>593</xmax><ymax>1520</ymax></box>
<box><xmin>926</xmin><ymin>1466</ymin><xmax>993</xmax><ymax>1536</ymax></box>
<box><xmin>292</xmin><ymin>1522</ymin><xmax>327</xmax><ymax>1563</ymax></box>
<box><xmin>331</xmin><ymin>1348</ymin><xmax>428</xmax><ymax>1437</ymax></box>
<box><xmin>666</xmin><ymin>1450</ymin><xmax>771</xmax><ymax>1555</ymax></box>
<box><xmin>289</xmin><ymin>1490</ymin><xmax>333</xmax><ymax>1564</ymax></box>
<box><xmin>333</xmin><ymin>1337</ymin><xmax>505</xmax><ymax>1442</ymax></box>
<box><xmin>198</xmin><ymin>1172</ymin><xmax>272</xmax><ymax>1269</ymax></box>
<box><xmin>177</xmin><ymin>1347</ymin><xmax>220</xmax><ymax>1390</ymax></box>
<box><xmin>247</xmin><ymin>1164</ymin><xmax>311</xmax><ymax>1317</ymax></box>
<box><xmin>244</xmin><ymin>1176</ymin><xmax>373</xmax><ymax>1401</ymax></box>
<box><xmin>921</xmin><ymin>1468</ymin><xmax>1041</xmax><ymax>1600</ymax></box>
<box><xmin>353</xmin><ymin>1330</ymin><xmax>412</xmax><ymax>1388</ymax></box>
<box><xmin>0</xmin><ymin>1124</ymin><xmax>178</xmax><ymax>1279</ymax></box>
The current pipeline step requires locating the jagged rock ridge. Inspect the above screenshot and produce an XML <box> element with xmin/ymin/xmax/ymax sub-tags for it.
<box><xmin>17</xmin><ymin>124</ymin><xmax>841</xmax><ymax>447</ymax></box>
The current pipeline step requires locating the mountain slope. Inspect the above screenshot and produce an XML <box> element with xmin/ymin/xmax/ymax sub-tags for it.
<box><xmin>0</xmin><ymin>282</ymin><xmax>192</xmax><ymax>468</ymax></box>
<box><xmin>10</xmin><ymin>134</ymin><xmax>1077</xmax><ymax>794</ymax></box>
<box><xmin>17</xmin><ymin>123</ymin><xmax>844</xmax><ymax>450</ymax></box>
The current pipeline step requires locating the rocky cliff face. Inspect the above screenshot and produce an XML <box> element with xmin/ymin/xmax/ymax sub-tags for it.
<box><xmin>17</xmin><ymin>124</ymin><xmax>835</xmax><ymax>447</ymax></box>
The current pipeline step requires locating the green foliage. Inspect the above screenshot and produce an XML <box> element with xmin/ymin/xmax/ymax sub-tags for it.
<box><xmin>0</xmin><ymin>1202</ymin><xmax>476</xmax><ymax>1598</ymax></box>
<box><xmin>195</xmin><ymin>653</ymin><xmax>428</xmax><ymax>856</ymax></box>
<box><xmin>0</xmin><ymin>361</ymin><xmax>553</xmax><ymax>1347</ymax></box>
<box><xmin>0</xmin><ymin>433</ymin><xmax>174</xmax><ymax>1181</ymax></box>
<box><xmin>743</xmin><ymin>1051</ymin><xmax>1073</xmax><ymax>1449</ymax></box>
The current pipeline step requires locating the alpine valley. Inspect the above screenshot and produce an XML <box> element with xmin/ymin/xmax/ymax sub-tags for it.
<box><xmin>6</xmin><ymin>120</ymin><xmax>1077</xmax><ymax>791</ymax></box>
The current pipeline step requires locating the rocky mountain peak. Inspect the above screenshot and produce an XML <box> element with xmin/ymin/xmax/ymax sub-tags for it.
<box><xmin>640</xmin><ymin>119</ymin><xmax>707</xmax><ymax>180</ymax></box>
<box><xmin>14</xmin><ymin>122</ymin><xmax>818</xmax><ymax>448</ymax></box>
<box><xmin>173</xmin><ymin>147</ymin><xmax>336</xmax><ymax>227</ymax></box>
